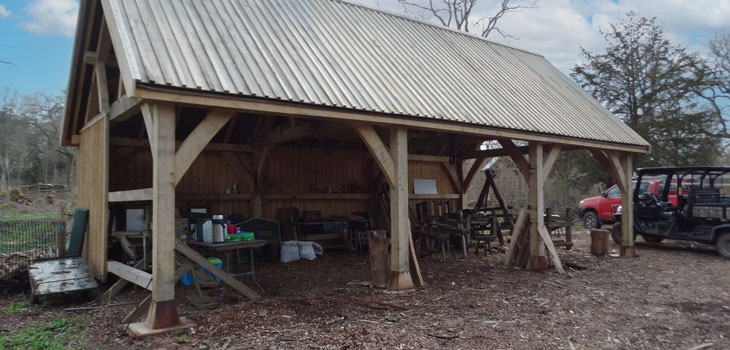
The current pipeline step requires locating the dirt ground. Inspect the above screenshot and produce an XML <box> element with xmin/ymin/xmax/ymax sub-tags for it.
<box><xmin>2</xmin><ymin>230</ymin><xmax>729</xmax><ymax>349</ymax></box>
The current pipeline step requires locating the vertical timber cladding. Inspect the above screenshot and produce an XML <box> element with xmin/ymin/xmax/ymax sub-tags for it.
<box><xmin>107</xmin><ymin>143</ymin><xmax>457</xmax><ymax>219</ymax></box>
<box><xmin>77</xmin><ymin>115</ymin><xmax>109</xmax><ymax>281</ymax></box>
<box><xmin>259</xmin><ymin>146</ymin><xmax>374</xmax><ymax>218</ymax></box>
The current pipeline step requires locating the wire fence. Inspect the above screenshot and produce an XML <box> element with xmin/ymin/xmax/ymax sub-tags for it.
<box><xmin>0</xmin><ymin>220</ymin><xmax>67</xmax><ymax>280</ymax></box>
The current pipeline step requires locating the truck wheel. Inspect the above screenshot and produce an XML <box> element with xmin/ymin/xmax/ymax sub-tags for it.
<box><xmin>716</xmin><ymin>233</ymin><xmax>730</xmax><ymax>258</ymax></box>
<box><xmin>611</xmin><ymin>222</ymin><xmax>622</xmax><ymax>244</ymax></box>
<box><xmin>583</xmin><ymin>211</ymin><xmax>600</xmax><ymax>229</ymax></box>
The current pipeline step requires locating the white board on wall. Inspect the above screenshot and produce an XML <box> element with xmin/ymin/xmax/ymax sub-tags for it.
<box><xmin>413</xmin><ymin>179</ymin><xmax>437</xmax><ymax>194</ymax></box>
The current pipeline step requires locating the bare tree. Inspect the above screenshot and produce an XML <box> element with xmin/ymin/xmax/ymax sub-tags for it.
<box><xmin>397</xmin><ymin>0</ymin><xmax>535</xmax><ymax>38</ymax></box>
<box><xmin>705</xmin><ymin>34</ymin><xmax>730</xmax><ymax>139</ymax></box>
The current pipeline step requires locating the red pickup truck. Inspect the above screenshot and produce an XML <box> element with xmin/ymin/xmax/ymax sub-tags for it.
<box><xmin>579</xmin><ymin>179</ymin><xmax>679</xmax><ymax>229</ymax></box>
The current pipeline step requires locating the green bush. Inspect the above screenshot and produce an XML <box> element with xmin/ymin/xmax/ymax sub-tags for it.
<box><xmin>9</xmin><ymin>188</ymin><xmax>24</xmax><ymax>202</ymax></box>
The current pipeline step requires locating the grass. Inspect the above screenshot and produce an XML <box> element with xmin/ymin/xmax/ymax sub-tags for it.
<box><xmin>0</xmin><ymin>316</ymin><xmax>88</xmax><ymax>349</ymax></box>
<box><xmin>1</xmin><ymin>213</ymin><xmax>58</xmax><ymax>221</ymax></box>
<box><xmin>1</xmin><ymin>302</ymin><xmax>27</xmax><ymax>314</ymax></box>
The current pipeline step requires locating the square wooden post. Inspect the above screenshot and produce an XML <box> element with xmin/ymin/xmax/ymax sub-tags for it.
<box><xmin>528</xmin><ymin>142</ymin><xmax>548</xmax><ymax>270</ymax></box>
<box><xmin>619</xmin><ymin>153</ymin><xmax>636</xmax><ymax>257</ymax></box>
<box><xmin>388</xmin><ymin>126</ymin><xmax>414</xmax><ymax>290</ymax></box>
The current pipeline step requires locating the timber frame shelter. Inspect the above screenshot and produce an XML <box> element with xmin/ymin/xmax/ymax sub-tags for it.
<box><xmin>63</xmin><ymin>0</ymin><xmax>650</xmax><ymax>333</ymax></box>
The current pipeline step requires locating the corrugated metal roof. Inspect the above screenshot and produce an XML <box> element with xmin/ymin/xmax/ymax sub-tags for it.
<box><xmin>103</xmin><ymin>0</ymin><xmax>649</xmax><ymax>147</ymax></box>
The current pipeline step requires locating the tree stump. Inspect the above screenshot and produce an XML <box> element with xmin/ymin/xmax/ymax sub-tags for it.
<box><xmin>590</xmin><ymin>229</ymin><xmax>610</xmax><ymax>256</ymax></box>
<box><xmin>367</xmin><ymin>230</ymin><xmax>390</xmax><ymax>288</ymax></box>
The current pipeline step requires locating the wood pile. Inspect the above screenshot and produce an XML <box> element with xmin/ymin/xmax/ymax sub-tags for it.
<box><xmin>0</xmin><ymin>248</ymin><xmax>55</xmax><ymax>280</ymax></box>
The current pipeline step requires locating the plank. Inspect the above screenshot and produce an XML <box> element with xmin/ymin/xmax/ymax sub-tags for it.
<box><xmin>107</xmin><ymin>260</ymin><xmax>152</xmax><ymax>291</ymax></box>
<box><xmin>175</xmin><ymin>242</ymin><xmax>261</xmax><ymax>300</ymax></box>
<box><xmin>108</xmin><ymin>188</ymin><xmax>153</xmax><ymax>202</ymax></box>
<box><xmin>505</xmin><ymin>209</ymin><xmax>528</xmax><ymax>266</ymax></box>
<box><xmin>537</xmin><ymin>226</ymin><xmax>565</xmax><ymax>275</ymax></box>
<box><xmin>408</xmin><ymin>222</ymin><xmax>425</xmax><ymax>288</ymax></box>
<box><xmin>98</xmin><ymin>259</ymin><xmax>145</xmax><ymax>302</ymax></box>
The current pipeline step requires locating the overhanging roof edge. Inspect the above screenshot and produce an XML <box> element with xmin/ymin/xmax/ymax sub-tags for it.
<box><xmin>133</xmin><ymin>84</ymin><xmax>651</xmax><ymax>154</ymax></box>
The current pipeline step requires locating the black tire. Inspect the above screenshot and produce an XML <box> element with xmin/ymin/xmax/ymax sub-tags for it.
<box><xmin>583</xmin><ymin>211</ymin><xmax>600</xmax><ymax>229</ymax></box>
<box><xmin>642</xmin><ymin>235</ymin><xmax>664</xmax><ymax>243</ymax></box>
<box><xmin>611</xmin><ymin>222</ymin><xmax>622</xmax><ymax>244</ymax></box>
<box><xmin>716</xmin><ymin>233</ymin><xmax>730</xmax><ymax>258</ymax></box>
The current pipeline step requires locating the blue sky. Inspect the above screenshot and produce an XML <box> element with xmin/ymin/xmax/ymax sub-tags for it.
<box><xmin>0</xmin><ymin>0</ymin><xmax>77</xmax><ymax>95</ymax></box>
<box><xmin>1</xmin><ymin>0</ymin><xmax>730</xmax><ymax>96</ymax></box>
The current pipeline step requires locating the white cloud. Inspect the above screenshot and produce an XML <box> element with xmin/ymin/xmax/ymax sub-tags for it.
<box><xmin>0</xmin><ymin>4</ymin><xmax>12</xmax><ymax>18</ymax></box>
<box><xmin>21</xmin><ymin>0</ymin><xmax>78</xmax><ymax>37</ymax></box>
<box><xmin>355</xmin><ymin>0</ymin><xmax>730</xmax><ymax>74</ymax></box>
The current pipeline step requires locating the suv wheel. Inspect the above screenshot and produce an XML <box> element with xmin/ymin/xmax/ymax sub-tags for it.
<box><xmin>716</xmin><ymin>233</ymin><xmax>730</xmax><ymax>258</ymax></box>
<box><xmin>583</xmin><ymin>211</ymin><xmax>600</xmax><ymax>229</ymax></box>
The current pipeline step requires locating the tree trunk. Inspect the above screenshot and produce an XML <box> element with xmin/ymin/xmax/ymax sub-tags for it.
<box><xmin>590</xmin><ymin>229</ymin><xmax>610</xmax><ymax>256</ymax></box>
<box><xmin>367</xmin><ymin>230</ymin><xmax>390</xmax><ymax>288</ymax></box>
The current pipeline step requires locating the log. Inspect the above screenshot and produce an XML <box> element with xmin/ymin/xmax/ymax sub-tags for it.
<box><xmin>367</xmin><ymin>230</ymin><xmax>390</xmax><ymax>288</ymax></box>
<box><xmin>590</xmin><ymin>229</ymin><xmax>610</xmax><ymax>256</ymax></box>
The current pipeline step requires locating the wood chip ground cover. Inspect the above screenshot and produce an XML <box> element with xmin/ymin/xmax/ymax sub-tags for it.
<box><xmin>1</xmin><ymin>230</ymin><xmax>728</xmax><ymax>349</ymax></box>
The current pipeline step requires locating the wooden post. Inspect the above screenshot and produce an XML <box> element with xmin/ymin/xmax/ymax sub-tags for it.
<box><xmin>528</xmin><ymin>142</ymin><xmax>548</xmax><ymax>271</ymax></box>
<box><xmin>619</xmin><ymin>152</ymin><xmax>636</xmax><ymax>257</ymax></box>
<box><xmin>591</xmin><ymin>150</ymin><xmax>636</xmax><ymax>257</ymax></box>
<box><xmin>353</xmin><ymin>123</ymin><xmax>415</xmax><ymax>290</ymax></box>
<box><xmin>143</xmin><ymin>102</ymin><xmax>181</xmax><ymax>329</ymax></box>
<box><xmin>388</xmin><ymin>126</ymin><xmax>414</xmax><ymax>290</ymax></box>
<box><xmin>367</xmin><ymin>230</ymin><xmax>390</xmax><ymax>288</ymax></box>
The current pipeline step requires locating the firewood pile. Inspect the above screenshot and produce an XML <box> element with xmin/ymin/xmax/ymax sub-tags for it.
<box><xmin>0</xmin><ymin>248</ymin><xmax>55</xmax><ymax>280</ymax></box>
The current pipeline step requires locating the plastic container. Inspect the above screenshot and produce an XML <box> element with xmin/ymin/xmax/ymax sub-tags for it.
<box><xmin>180</xmin><ymin>257</ymin><xmax>222</xmax><ymax>286</ymax></box>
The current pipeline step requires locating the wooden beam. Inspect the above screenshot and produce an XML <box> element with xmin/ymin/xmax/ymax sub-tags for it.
<box><xmin>256</xmin><ymin>122</ymin><xmax>346</xmax><ymax>145</ymax></box>
<box><xmin>175</xmin><ymin>242</ymin><xmax>261</xmax><ymax>300</ymax></box>
<box><xmin>462</xmin><ymin>145</ymin><xmax>529</xmax><ymax>159</ymax></box>
<box><xmin>107</xmin><ymin>260</ymin><xmax>152</xmax><ymax>291</ymax></box>
<box><xmin>136</xmin><ymin>87</ymin><xmax>652</xmax><ymax>154</ymax></box>
<box><xmin>174</xmin><ymin>109</ymin><xmax>235</xmax><ymax>185</ymax></box>
<box><xmin>441</xmin><ymin>163</ymin><xmax>461</xmax><ymax>193</ymax></box>
<box><xmin>108</xmin><ymin>188</ymin><xmax>153</xmax><ymax>202</ymax></box>
<box><xmin>408</xmin><ymin>154</ymin><xmax>450</xmax><ymax>163</ymax></box>
<box><xmin>352</xmin><ymin>123</ymin><xmax>396</xmax><ymax>188</ymax></box>
<box><xmin>109</xmin><ymin>96</ymin><xmax>141</xmax><ymax>121</ymax></box>
<box><xmin>528</xmin><ymin>142</ymin><xmax>548</xmax><ymax>271</ymax></box>
<box><xmin>540</xmin><ymin>145</ymin><xmax>563</xmax><ymax>188</ymax></box>
<box><xmin>505</xmin><ymin>209</ymin><xmax>528</xmax><ymax>266</ymax></box>
<box><xmin>140</xmin><ymin>104</ymin><xmax>156</xmax><ymax>159</ymax></box>
<box><xmin>536</xmin><ymin>226</ymin><xmax>565</xmax><ymax>274</ymax></box>
<box><xmin>618</xmin><ymin>152</ymin><xmax>636</xmax><ymax>257</ymax></box>
<box><xmin>388</xmin><ymin>126</ymin><xmax>414</xmax><ymax>290</ymax></box>
<box><xmin>102</xmin><ymin>0</ymin><xmax>136</xmax><ymax>97</ymax></box>
<box><xmin>146</xmin><ymin>102</ymin><xmax>180</xmax><ymax>329</ymax></box>
<box><xmin>463</xmin><ymin>157</ymin><xmax>487</xmax><ymax>192</ymax></box>
<box><xmin>110</xmin><ymin>137</ymin><xmax>255</xmax><ymax>153</ymax></box>
<box><xmin>498</xmin><ymin>139</ymin><xmax>530</xmax><ymax>181</ymax></box>
<box><xmin>95</xmin><ymin>62</ymin><xmax>110</xmax><ymax>113</ymax></box>
<box><xmin>593</xmin><ymin>149</ymin><xmax>627</xmax><ymax>188</ymax></box>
